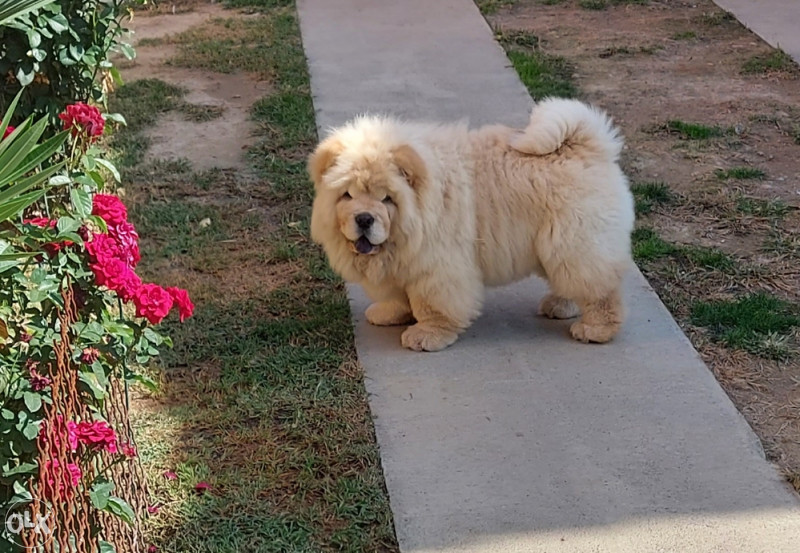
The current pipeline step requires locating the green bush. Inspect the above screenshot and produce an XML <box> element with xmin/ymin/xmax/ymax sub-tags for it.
<box><xmin>0</xmin><ymin>0</ymin><xmax>140</xmax><ymax>129</ymax></box>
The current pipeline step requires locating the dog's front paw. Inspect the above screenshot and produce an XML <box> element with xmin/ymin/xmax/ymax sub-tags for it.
<box><xmin>570</xmin><ymin>320</ymin><xmax>618</xmax><ymax>344</ymax></box>
<box><xmin>401</xmin><ymin>324</ymin><xmax>458</xmax><ymax>352</ymax></box>
<box><xmin>365</xmin><ymin>302</ymin><xmax>414</xmax><ymax>326</ymax></box>
<box><xmin>538</xmin><ymin>294</ymin><xmax>580</xmax><ymax>319</ymax></box>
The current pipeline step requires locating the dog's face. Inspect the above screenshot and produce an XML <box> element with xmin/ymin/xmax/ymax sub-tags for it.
<box><xmin>308</xmin><ymin>134</ymin><xmax>427</xmax><ymax>260</ymax></box>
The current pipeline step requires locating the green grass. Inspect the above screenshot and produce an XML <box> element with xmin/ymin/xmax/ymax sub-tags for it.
<box><xmin>579</xmin><ymin>0</ymin><xmax>607</xmax><ymax>9</ymax></box>
<box><xmin>632</xmin><ymin>227</ymin><xmax>735</xmax><ymax>271</ymax></box>
<box><xmin>631</xmin><ymin>181</ymin><xmax>674</xmax><ymax>215</ymax></box>
<box><xmin>506</xmin><ymin>50</ymin><xmax>577</xmax><ymax>99</ymax></box>
<box><xmin>691</xmin><ymin>293</ymin><xmax>799</xmax><ymax>359</ymax></box>
<box><xmin>632</xmin><ymin>228</ymin><xmax>677</xmax><ymax>261</ymax></box>
<box><xmin>665</xmin><ymin>119</ymin><xmax>727</xmax><ymax>140</ymax></box>
<box><xmin>698</xmin><ymin>10</ymin><xmax>737</xmax><ymax>26</ymax></box>
<box><xmin>120</xmin><ymin>3</ymin><xmax>398</xmax><ymax>552</ymax></box>
<box><xmin>742</xmin><ymin>49</ymin><xmax>797</xmax><ymax>75</ymax></box>
<box><xmin>714</xmin><ymin>166</ymin><xmax>765</xmax><ymax>180</ymax></box>
<box><xmin>599</xmin><ymin>45</ymin><xmax>661</xmax><ymax>58</ymax></box>
<box><xmin>671</xmin><ymin>30</ymin><xmax>697</xmax><ymax>40</ymax></box>
<box><xmin>735</xmin><ymin>196</ymin><xmax>789</xmax><ymax>218</ymax></box>
<box><xmin>476</xmin><ymin>0</ymin><xmax>516</xmax><ymax>14</ymax></box>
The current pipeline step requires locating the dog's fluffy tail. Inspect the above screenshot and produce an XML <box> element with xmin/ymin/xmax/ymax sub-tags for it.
<box><xmin>509</xmin><ymin>98</ymin><xmax>623</xmax><ymax>161</ymax></box>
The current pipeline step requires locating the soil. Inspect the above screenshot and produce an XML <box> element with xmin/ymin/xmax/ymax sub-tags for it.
<box><xmin>117</xmin><ymin>3</ymin><xmax>265</xmax><ymax>170</ymax></box>
<box><xmin>489</xmin><ymin>0</ymin><xmax>800</xmax><ymax>486</ymax></box>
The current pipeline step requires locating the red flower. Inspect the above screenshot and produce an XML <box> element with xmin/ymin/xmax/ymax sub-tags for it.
<box><xmin>42</xmin><ymin>459</ymin><xmax>81</xmax><ymax>497</ymax></box>
<box><xmin>92</xmin><ymin>194</ymin><xmax>128</xmax><ymax>226</ymax></box>
<box><xmin>163</xmin><ymin>470</ymin><xmax>177</xmax><ymax>481</ymax></box>
<box><xmin>109</xmin><ymin>221</ymin><xmax>141</xmax><ymax>268</ymax></box>
<box><xmin>29</xmin><ymin>368</ymin><xmax>51</xmax><ymax>391</ymax></box>
<box><xmin>74</xmin><ymin>420</ymin><xmax>118</xmax><ymax>454</ymax></box>
<box><xmin>86</xmin><ymin>233</ymin><xmax>122</xmax><ymax>264</ymax></box>
<box><xmin>147</xmin><ymin>504</ymin><xmax>160</xmax><ymax>515</ymax></box>
<box><xmin>148</xmin><ymin>546</ymin><xmax>157</xmax><ymax>553</ymax></box>
<box><xmin>80</xmin><ymin>347</ymin><xmax>100</xmax><ymax>364</ymax></box>
<box><xmin>59</xmin><ymin>102</ymin><xmax>105</xmax><ymax>139</ymax></box>
<box><xmin>23</xmin><ymin>217</ymin><xmax>56</xmax><ymax>228</ymax></box>
<box><xmin>194</xmin><ymin>481</ymin><xmax>211</xmax><ymax>494</ymax></box>
<box><xmin>2</xmin><ymin>125</ymin><xmax>15</xmax><ymax>140</ymax></box>
<box><xmin>166</xmin><ymin>287</ymin><xmax>194</xmax><ymax>322</ymax></box>
<box><xmin>134</xmin><ymin>283</ymin><xmax>173</xmax><ymax>325</ymax></box>
<box><xmin>91</xmin><ymin>258</ymin><xmax>142</xmax><ymax>302</ymax></box>
<box><xmin>120</xmin><ymin>442</ymin><xmax>137</xmax><ymax>458</ymax></box>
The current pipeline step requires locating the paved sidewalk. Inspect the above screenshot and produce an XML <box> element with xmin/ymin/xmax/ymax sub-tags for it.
<box><xmin>714</xmin><ymin>0</ymin><xmax>800</xmax><ymax>63</ymax></box>
<box><xmin>297</xmin><ymin>1</ymin><xmax>800</xmax><ymax>551</ymax></box>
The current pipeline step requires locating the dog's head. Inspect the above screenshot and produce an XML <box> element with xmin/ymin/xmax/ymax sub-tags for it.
<box><xmin>308</xmin><ymin>120</ymin><xmax>427</xmax><ymax>264</ymax></box>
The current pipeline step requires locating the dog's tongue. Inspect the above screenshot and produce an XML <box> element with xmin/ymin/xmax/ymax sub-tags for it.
<box><xmin>355</xmin><ymin>236</ymin><xmax>374</xmax><ymax>254</ymax></box>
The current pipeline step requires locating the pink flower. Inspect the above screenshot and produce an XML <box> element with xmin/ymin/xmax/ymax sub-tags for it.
<box><xmin>163</xmin><ymin>470</ymin><xmax>177</xmax><ymax>480</ymax></box>
<box><xmin>147</xmin><ymin>504</ymin><xmax>160</xmax><ymax>514</ymax></box>
<box><xmin>92</xmin><ymin>194</ymin><xmax>127</xmax><ymax>226</ymax></box>
<box><xmin>134</xmin><ymin>283</ymin><xmax>173</xmax><ymax>325</ymax></box>
<box><xmin>90</xmin><ymin>258</ymin><xmax>142</xmax><ymax>302</ymax></box>
<box><xmin>194</xmin><ymin>481</ymin><xmax>210</xmax><ymax>494</ymax></box>
<box><xmin>19</xmin><ymin>332</ymin><xmax>32</xmax><ymax>343</ymax></box>
<box><xmin>148</xmin><ymin>546</ymin><xmax>157</xmax><ymax>553</ymax></box>
<box><xmin>166</xmin><ymin>287</ymin><xmax>194</xmax><ymax>322</ymax></box>
<box><xmin>120</xmin><ymin>442</ymin><xmax>137</xmax><ymax>458</ymax></box>
<box><xmin>59</xmin><ymin>102</ymin><xmax>105</xmax><ymax>139</ymax></box>
<box><xmin>67</xmin><ymin>463</ymin><xmax>82</xmax><ymax>486</ymax></box>
<box><xmin>2</xmin><ymin>125</ymin><xmax>15</xmax><ymax>140</ymax></box>
<box><xmin>109</xmin><ymin>221</ymin><xmax>141</xmax><ymax>268</ymax></box>
<box><xmin>29</xmin><ymin>368</ymin><xmax>51</xmax><ymax>391</ymax></box>
<box><xmin>80</xmin><ymin>347</ymin><xmax>100</xmax><ymax>364</ymax></box>
<box><xmin>66</xmin><ymin>421</ymin><xmax>78</xmax><ymax>451</ymax></box>
<box><xmin>74</xmin><ymin>420</ymin><xmax>117</xmax><ymax>453</ymax></box>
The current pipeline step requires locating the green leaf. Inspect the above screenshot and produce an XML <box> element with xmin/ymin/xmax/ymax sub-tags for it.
<box><xmin>78</xmin><ymin>371</ymin><xmax>106</xmax><ymax>400</ymax></box>
<box><xmin>0</xmin><ymin>0</ymin><xmax>58</xmax><ymax>26</ymax></box>
<box><xmin>21</xmin><ymin>419</ymin><xmax>39</xmax><ymax>440</ymax></box>
<box><xmin>118</xmin><ymin>43</ymin><xmax>135</xmax><ymax>60</ymax></box>
<box><xmin>70</xmin><ymin>188</ymin><xmax>91</xmax><ymax>218</ymax></box>
<box><xmin>89</xmin><ymin>478</ymin><xmax>114</xmax><ymax>510</ymax></box>
<box><xmin>16</xmin><ymin>65</ymin><xmax>34</xmax><ymax>86</ymax></box>
<box><xmin>104</xmin><ymin>497</ymin><xmax>135</xmax><ymax>526</ymax></box>
<box><xmin>103</xmin><ymin>113</ymin><xmax>127</xmax><ymax>126</ymax></box>
<box><xmin>27</xmin><ymin>29</ymin><xmax>41</xmax><ymax>48</ymax></box>
<box><xmin>29</xmin><ymin>48</ymin><xmax>46</xmax><ymax>62</ymax></box>
<box><xmin>94</xmin><ymin>158</ymin><xmax>120</xmax><ymax>182</ymax></box>
<box><xmin>23</xmin><ymin>392</ymin><xmax>41</xmax><ymax>413</ymax></box>
<box><xmin>3</xmin><ymin>462</ymin><xmax>37</xmax><ymax>477</ymax></box>
<box><xmin>12</xmin><ymin>480</ymin><xmax>32</xmax><ymax>501</ymax></box>
<box><xmin>98</xmin><ymin>540</ymin><xmax>116</xmax><ymax>553</ymax></box>
<box><xmin>48</xmin><ymin>13</ymin><xmax>68</xmax><ymax>33</ymax></box>
<box><xmin>49</xmin><ymin>174</ymin><xmax>71</xmax><ymax>186</ymax></box>
<box><xmin>56</xmin><ymin>216</ymin><xmax>80</xmax><ymax>234</ymax></box>
<box><xmin>126</xmin><ymin>372</ymin><xmax>158</xmax><ymax>393</ymax></box>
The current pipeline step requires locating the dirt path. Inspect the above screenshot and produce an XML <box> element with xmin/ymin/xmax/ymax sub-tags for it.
<box><xmin>119</xmin><ymin>4</ymin><xmax>265</xmax><ymax>170</ymax></box>
<box><xmin>489</xmin><ymin>0</ymin><xmax>800</xmax><ymax>489</ymax></box>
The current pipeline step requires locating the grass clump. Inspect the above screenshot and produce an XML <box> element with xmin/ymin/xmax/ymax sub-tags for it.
<box><xmin>631</xmin><ymin>181</ymin><xmax>674</xmax><ymax>215</ymax></box>
<box><xmin>735</xmin><ymin>196</ymin><xmax>789</xmax><ymax>218</ymax></box>
<box><xmin>691</xmin><ymin>293</ymin><xmax>799</xmax><ymax>359</ymax></box>
<box><xmin>672</xmin><ymin>30</ymin><xmax>697</xmax><ymax>40</ymax></box>
<box><xmin>698</xmin><ymin>10</ymin><xmax>737</xmax><ymax>26</ymax></box>
<box><xmin>665</xmin><ymin>119</ymin><xmax>727</xmax><ymax>140</ymax></box>
<box><xmin>632</xmin><ymin>228</ymin><xmax>677</xmax><ymax>262</ymax></box>
<box><xmin>715</xmin><ymin>167</ymin><xmax>765</xmax><ymax>180</ymax></box>
<box><xmin>506</xmin><ymin>50</ymin><xmax>577</xmax><ymax>99</ymax></box>
<box><xmin>579</xmin><ymin>0</ymin><xmax>607</xmax><ymax>9</ymax></box>
<box><xmin>742</xmin><ymin>49</ymin><xmax>797</xmax><ymax>75</ymax></box>
<box><xmin>476</xmin><ymin>0</ymin><xmax>516</xmax><ymax>14</ymax></box>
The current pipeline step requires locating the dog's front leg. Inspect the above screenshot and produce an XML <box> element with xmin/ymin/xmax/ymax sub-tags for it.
<box><xmin>401</xmin><ymin>277</ymin><xmax>482</xmax><ymax>352</ymax></box>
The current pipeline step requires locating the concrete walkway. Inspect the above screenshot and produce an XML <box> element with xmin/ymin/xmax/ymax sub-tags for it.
<box><xmin>714</xmin><ymin>0</ymin><xmax>800</xmax><ymax>63</ymax></box>
<box><xmin>297</xmin><ymin>1</ymin><xmax>800</xmax><ymax>551</ymax></box>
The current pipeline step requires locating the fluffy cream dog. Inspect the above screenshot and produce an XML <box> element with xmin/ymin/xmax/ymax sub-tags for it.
<box><xmin>309</xmin><ymin>98</ymin><xmax>634</xmax><ymax>352</ymax></box>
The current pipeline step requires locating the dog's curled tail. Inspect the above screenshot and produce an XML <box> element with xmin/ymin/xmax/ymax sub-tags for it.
<box><xmin>509</xmin><ymin>98</ymin><xmax>623</xmax><ymax>161</ymax></box>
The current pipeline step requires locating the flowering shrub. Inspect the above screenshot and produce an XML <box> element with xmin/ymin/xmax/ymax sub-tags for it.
<box><xmin>0</xmin><ymin>97</ymin><xmax>191</xmax><ymax>550</ymax></box>
<box><xmin>0</xmin><ymin>0</ymin><xmax>143</xmax><ymax>127</ymax></box>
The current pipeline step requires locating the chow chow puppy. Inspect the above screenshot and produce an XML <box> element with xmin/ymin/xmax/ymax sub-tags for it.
<box><xmin>309</xmin><ymin>98</ymin><xmax>634</xmax><ymax>352</ymax></box>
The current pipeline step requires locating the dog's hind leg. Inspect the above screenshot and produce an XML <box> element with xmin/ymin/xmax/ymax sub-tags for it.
<box><xmin>538</xmin><ymin>293</ymin><xmax>580</xmax><ymax>319</ymax></box>
<box><xmin>569</xmin><ymin>289</ymin><xmax>624</xmax><ymax>343</ymax></box>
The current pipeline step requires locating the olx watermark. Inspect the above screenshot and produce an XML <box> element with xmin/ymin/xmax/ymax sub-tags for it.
<box><xmin>4</xmin><ymin>499</ymin><xmax>54</xmax><ymax>549</ymax></box>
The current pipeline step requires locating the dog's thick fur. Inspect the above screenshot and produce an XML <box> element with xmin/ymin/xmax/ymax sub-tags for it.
<box><xmin>309</xmin><ymin>98</ymin><xmax>635</xmax><ymax>351</ymax></box>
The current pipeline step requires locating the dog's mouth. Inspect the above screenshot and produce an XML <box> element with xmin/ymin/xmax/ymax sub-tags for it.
<box><xmin>350</xmin><ymin>235</ymin><xmax>380</xmax><ymax>255</ymax></box>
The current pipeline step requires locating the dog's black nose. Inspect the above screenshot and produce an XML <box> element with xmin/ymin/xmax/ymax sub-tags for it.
<box><xmin>355</xmin><ymin>213</ymin><xmax>374</xmax><ymax>229</ymax></box>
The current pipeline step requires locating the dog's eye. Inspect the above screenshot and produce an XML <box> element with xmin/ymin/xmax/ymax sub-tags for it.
<box><xmin>342</xmin><ymin>191</ymin><xmax>352</xmax><ymax>200</ymax></box>
<box><xmin>382</xmin><ymin>195</ymin><xmax>394</xmax><ymax>204</ymax></box>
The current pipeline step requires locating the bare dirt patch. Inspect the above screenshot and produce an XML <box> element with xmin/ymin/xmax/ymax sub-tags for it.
<box><xmin>118</xmin><ymin>4</ymin><xmax>266</xmax><ymax>170</ymax></box>
<box><xmin>489</xmin><ymin>0</ymin><xmax>800</xmax><ymax>487</ymax></box>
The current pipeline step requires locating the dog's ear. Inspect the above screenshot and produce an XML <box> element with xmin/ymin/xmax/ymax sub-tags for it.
<box><xmin>392</xmin><ymin>144</ymin><xmax>427</xmax><ymax>189</ymax></box>
<box><xmin>308</xmin><ymin>137</ymin><xmax>343</xmax><ymax>186</ymax></box>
